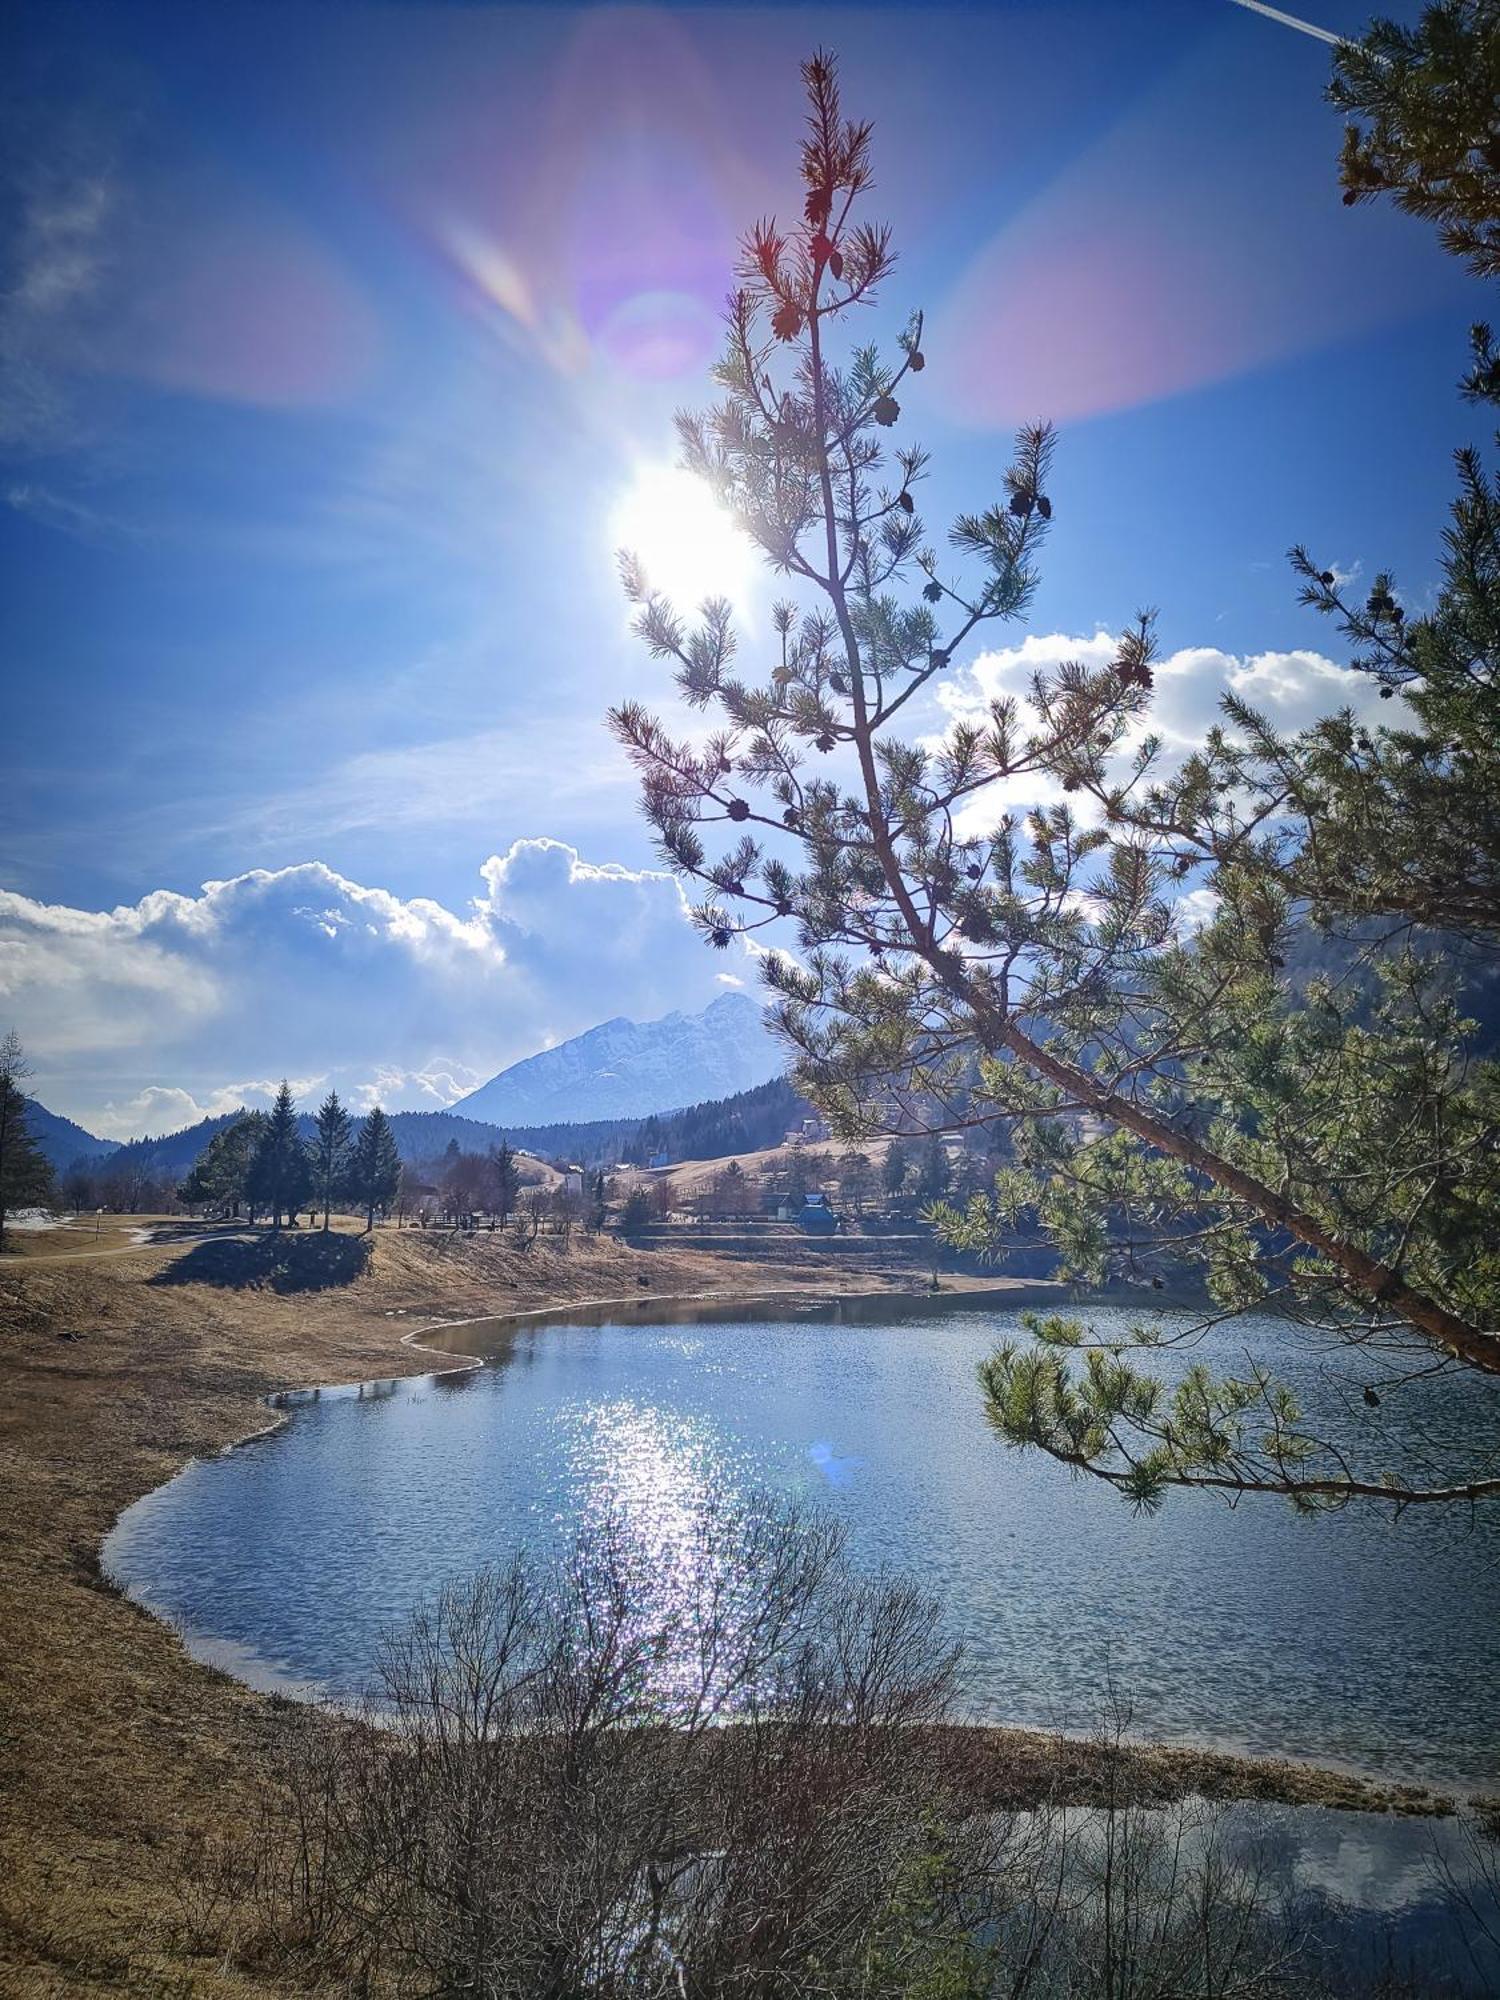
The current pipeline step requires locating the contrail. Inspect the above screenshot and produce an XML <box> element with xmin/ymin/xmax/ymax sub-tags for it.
<box><xmin>1226</xmin><ymin>0</ymin><xmax>1345</xmax><ymax>47</ymax></box>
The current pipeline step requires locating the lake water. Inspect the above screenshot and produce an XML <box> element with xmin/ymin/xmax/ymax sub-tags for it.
<box><xmin>106</xmin><ymin>1294</ymin><xmax>1499</xmax><ymax>1794</ymax></box>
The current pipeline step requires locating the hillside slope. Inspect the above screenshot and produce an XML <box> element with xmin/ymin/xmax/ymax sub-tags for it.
<box><xmin>25</xmin><ymin>1100</ymin><xmax>119</xmax><ymax>1172</ymax></box>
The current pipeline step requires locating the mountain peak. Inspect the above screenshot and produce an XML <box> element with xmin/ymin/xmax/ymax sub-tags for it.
<box><xmin>455</xmin><ymin>994</ymin><xmax>782</xmax><ymax>1128</ymax></box>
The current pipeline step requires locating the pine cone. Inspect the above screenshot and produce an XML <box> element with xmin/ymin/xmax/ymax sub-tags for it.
<box><xmin>772</xmin><ymin>300</ymin><xmax>804</xmax><ymax>342</ymax></box>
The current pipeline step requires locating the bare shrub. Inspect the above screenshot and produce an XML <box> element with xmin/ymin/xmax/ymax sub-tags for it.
<box><xmin>242</xmin><ymin>1496</ymin><xmax>1019</xmax><ymax>1995</ymax></box>
<box><xmin>232</xmin><ymin>1507</ymin><xmax>1493</xmax><ymax>1997</ymax></box>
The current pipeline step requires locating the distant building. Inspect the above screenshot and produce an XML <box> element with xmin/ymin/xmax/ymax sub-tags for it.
<box><xmin>771</xmin><ymin>1188</ymin><xmax>840</xmax><ymax>1232</ymax></box>
<box><xmin>796</xmin><ymin>1191</ymin><xmax>839</xmax><ymax>1234</ymax></box>
<box><xmin>786</xmin><ymin>1114</ymin><xmax>830</xmax><ymax>1146</ymax></box>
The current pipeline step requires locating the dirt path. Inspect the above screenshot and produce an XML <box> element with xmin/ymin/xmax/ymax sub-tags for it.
<box><xmin>1</xmin><ymin>1229</ymin><xmax>252</xmax><ymax>1267</ymax></box>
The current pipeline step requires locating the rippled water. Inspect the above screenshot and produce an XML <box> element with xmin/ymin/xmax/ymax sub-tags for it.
<box><xmin>106</xmin><ymin>1297</ymin><xmax>1500</xmax><ymax>1791</ymax></box>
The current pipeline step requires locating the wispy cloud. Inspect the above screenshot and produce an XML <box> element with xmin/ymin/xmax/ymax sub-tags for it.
<box><xmin>239</xmin><ymin>723</ymin><xmax>632</xmax><ymax>845</ymax></box>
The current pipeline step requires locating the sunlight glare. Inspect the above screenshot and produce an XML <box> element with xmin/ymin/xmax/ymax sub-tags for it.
<box><xmin>610</xmin><ymin>465</ymin><xmax>755</xmax><ymax>612</ymax></box>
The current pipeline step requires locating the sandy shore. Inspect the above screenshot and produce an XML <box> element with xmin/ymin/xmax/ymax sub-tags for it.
<box><xmin>0</xmin><ymin>1222</ymin><xmax>1462</xmax><ymax>1996</ymax></box>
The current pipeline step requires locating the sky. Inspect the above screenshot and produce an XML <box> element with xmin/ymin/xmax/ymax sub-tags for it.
<box><xmin>1</xmin><ymin>0</ymin><xmax>1488</xmax><ymax>1137</ymax></box>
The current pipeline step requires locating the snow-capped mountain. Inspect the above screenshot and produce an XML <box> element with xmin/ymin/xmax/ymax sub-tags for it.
<box><xmin>454</xmin><ymin>992</ymin><xmax>783</xmax><ymax>1127</ymax></box>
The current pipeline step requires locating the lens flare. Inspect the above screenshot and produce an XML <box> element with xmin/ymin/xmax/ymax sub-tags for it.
<box><xmin>610</xmin><ymin>464</ymin><xmax>755</xmax><ymax>610</ymax></box>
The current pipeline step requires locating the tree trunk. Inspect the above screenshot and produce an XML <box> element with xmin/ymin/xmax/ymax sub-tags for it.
<box><xmin>983</xmin><ymin>1004</ymin><xmax>1499</xmax><ymax>1375</ymax></box>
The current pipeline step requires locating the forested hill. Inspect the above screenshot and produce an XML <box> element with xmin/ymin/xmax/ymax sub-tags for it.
<box><xmin>1282</xmin><ymin>926</ymin><xmax>1500</xmax><ymax>1050</ymax></box>
<box><xmin>483</xmin><ymin>1076</ymin><xmax>812</xmax><ymax>1169</ymax></box>
<box><xmin>47</xmin><ymin>1075</ymin><xmax>814</xmax><ymax>1186</ymax></box>
<box><xmin>76</xmin><ymin>1106</ymin><xmax>523</xmax><ymax>1184</ymax></box>
<box><xmin>25</xmin><ymin>1100</ymin><xmax>120</xmax><ymax>1172</ymax></box>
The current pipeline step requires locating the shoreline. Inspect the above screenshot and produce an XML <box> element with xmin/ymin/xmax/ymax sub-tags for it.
<box><xmin>111</xmin><ymin>1275</ymin><xmax>1475</xmax><ymax>1822</ymax></box>
<box><xmin>0</xmin><ymin>1227</ymin><xmax>1482</xmax><ymax>1995</ymax></box>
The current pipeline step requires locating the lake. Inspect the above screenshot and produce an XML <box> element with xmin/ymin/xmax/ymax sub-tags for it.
<box><xmin>105</xmin><ymin>1293</ymin><xmax>1499</xmax><ymax>1794</ymax></box>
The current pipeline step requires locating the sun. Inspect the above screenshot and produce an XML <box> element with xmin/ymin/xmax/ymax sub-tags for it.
<box><xmin>610</xmin><ymin>465</ymin><xmax>756</xmax><ymax>611</ymax></box>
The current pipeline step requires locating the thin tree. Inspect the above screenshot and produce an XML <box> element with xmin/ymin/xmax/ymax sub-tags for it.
<box><xmin>488</xmin><ymin>1139</ymin><xmax>520</xmax><ymax>1226</ymax></box>
<box><xmin>350</xmin><ymin>1107</ymin><xmax>401</xmax><ymax>1235</ymax></box>
<box><xmin>247</xmin><ymin>1083</ymin><xmax>312</xmax><ymax>1231</ymax></box>
<box><xmin>0</xmin><ymin>1031</ymin><xmax>54</xmax><ymax>1251</ymax></box>
<box><xmin>311</xmin><ymin>1090</ymin><xmax>352</xmax><ymax>1233</ymax></box>
<box><xmin>609</xmin><ymin>51</ymin><xmax>1499</xmax><ymax>1507</ymax></box>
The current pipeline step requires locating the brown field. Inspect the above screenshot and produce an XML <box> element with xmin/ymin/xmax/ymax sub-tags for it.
<box><xmin>0</xmin><ymin>1220</ymin><xmax>1460</xmax><ymax>1996</ymax></box>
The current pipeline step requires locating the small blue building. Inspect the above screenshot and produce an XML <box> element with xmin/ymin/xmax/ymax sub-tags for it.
<box><xmin>796</xmin><ymin>1192</ymin><xmax>839</xmax><ymax>1235</ymax></box>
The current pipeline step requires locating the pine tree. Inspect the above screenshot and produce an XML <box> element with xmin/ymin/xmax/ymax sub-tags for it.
<box><xmin>0</xmin><ymin>1031</ymin><xmax>55</xmax><ymax>1250</ymax></box>
<box><xmin>881</xmin><ymin>1140</ymin><xmax>910</xmax><ymax>1202</ymax></box>
<box><xmin>1331</xmin><ymin>0</ymin><xmax>1500</xmax><ymax>279</ymax></box>
<box><xmin>609</xmin><ymin>50</ymin><xmax>1500</xmax><ymax>1505</ymax></box>
<box><xmin>312</xmin><ymin>1090</ymin><xmax>353</xmax><ymax>1232</ymax></box>
<box><xmin>247</xmin><ymin>1082</ymin><xmax>312</xmax><ymax>1230</ymax></box>
<box><xmin>179</xmin><ymin>1112</ymin><xmax>265</xmax><ymax>1217</ymax></box>
<box><xmin>350</xmin><ymin>1107</ymin><xmax>401</xmax><ymax>1233</ymax></box>
<box><xmin>914</xmin><ymin>1137</ymin><xmax>950</xmax><ymax>1208</ymax></box>
<box><xmin>619</xmin><ymin>1186</ymin><xmax>653</xmax><ymax>1235</ymax></box>
<box><xmin>489</xmin><ymin>1140</ymin><xmax>520</xmax><ymax>1225</ymax></box>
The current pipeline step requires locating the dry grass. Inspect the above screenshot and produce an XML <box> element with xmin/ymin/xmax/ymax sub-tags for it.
<box><xmin>0</xmin><ymin>1221</ymin><xmax>1460</xmax><ymax>1995</ymax></box>
<box><xmin>0</xmin><ymin>1212</ymin><xmax>197</xmax><ymax>1261</ymax></box>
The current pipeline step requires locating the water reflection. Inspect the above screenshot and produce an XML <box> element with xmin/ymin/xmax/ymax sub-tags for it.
<box><xmin>106</xmin><ymin>1301</ymin><xmax>1499</xmax><ymax>1795</ymax></box>
<box><xmin>807</xmin><ymin>1439</ymin><xmax>863</xmax><ymax>1487</ymax></box>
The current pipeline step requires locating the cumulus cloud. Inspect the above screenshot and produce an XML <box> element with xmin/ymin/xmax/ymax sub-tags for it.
<box><xmin>940</xmin><ymin>629</ymin><xmax>1394</xmax><ymax>747</ymax></box>
<box><xmin>90</xmin><ymin>1085</ymin><xmax>223</xmax><ymax>1142</ymax></box>
<box><xmin>931</xmin><ymin>630</ymin><xmax>1398</xmax><ymax>840</ymax></box>
<box><xmin>88</xmin><ymin>1075</ymin><xmax>340</xmax><ymax>1141</ymax></box>
<box><xmin>1</xmin><ymin>840</ymin><xmax>760</xmax><ymax>1134</ymax></box>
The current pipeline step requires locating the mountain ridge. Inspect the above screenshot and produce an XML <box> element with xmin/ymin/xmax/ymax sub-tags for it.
<box><xmin>454</xmin><ymin>991</ymin><xmax>782</xmax><ymax>1126</ymax></box>
<box><xmin>25</xmin><ymin>1100</ymin><xmax>120</xmax><ymax>1173</ymax></box>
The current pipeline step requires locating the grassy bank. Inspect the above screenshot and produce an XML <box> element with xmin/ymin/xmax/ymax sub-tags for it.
<box><xmin>0</xmin><ymin>1223</ymin><xmax>1461</xmax><ymax>1996</ymax></box>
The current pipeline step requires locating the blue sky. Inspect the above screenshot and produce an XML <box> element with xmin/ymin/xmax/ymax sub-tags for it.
<box><xmin>1</xmin><ymin>0</ymin><xmax>1488</xmax><ymax>1135</ymax></box>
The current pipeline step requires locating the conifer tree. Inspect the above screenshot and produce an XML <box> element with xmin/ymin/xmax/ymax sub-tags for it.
<box><xmin>489</xmin><ymin>1139</ymin><xmax>520</xmax><ymax>1226</ymax></box>
<box><xmin>311</xmin><ymin>1089</ymin><xmax>353</xmax><ymax>1233</ymax></box>
<box><xmin>1331</xmin><ymin>0</ymin><xmax>1500</xmax><ymax>279</ymax></box>
<box><xmin>914</xmin><ymin>1137</ymin><xmax>951</xmax><ymax>1209</ymax></box>
<box><xmin>0</xmin><ymin>1031</ymin><xmax>54</xmax><ymax>1250</ymax></box>
<box><xmin>609</xmin><ymin>50</ymin><xmax>1500</xmax><ymax>1507</ymax></box>
<box><xmin>881</xmin><ymin>1140</ymin><xmax>910</xmax><ymax>1203</ymax></box>
<box><xmin>1103</xmin><ymin>0</ymin><xmax>1500</xmax><ymax>951</ymax></box>
<box><xmin>619</xmin><ymin>1185</ymin><xmax>653</xmax><ymax>1235</ymax></box>
<box><xmin>350</xmin><ymin>1107</ymin><xmax>401</xmax><ymax>1234</ymax></box>
<box><xmin>247</xmin><ymin>1082</ymin><xmax>312</xmax><ymax>1231</ymax></box>
<box><xmin>178</xmin><ymin>1111</ymin><xmax>266</xmax><ymax>1217</ymax></box>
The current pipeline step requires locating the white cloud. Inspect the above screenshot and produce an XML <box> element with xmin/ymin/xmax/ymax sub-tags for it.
<box><xmin>932</xmin><ymin>629</ymin><xmax>1402</xmax><ymax>847</ymax></box>
<box><xmin>1174</xmin><ymin>887</ymin><xmax>1221</xmax><ymax>934</ymax></box>
<box><xmin>941</xmin><ymin>630</ymin><xmax>1395</xmax><ymax>750</ymax></box>
<box><xmin>2</xmin><ymin>840</ymin><xmax>761</xmax><ymax>1135</ymax></box>
<box><xmin>91</xmin><ymin>1086</ymin><xmax>217</xmax><ymax>1142</ymax></box>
